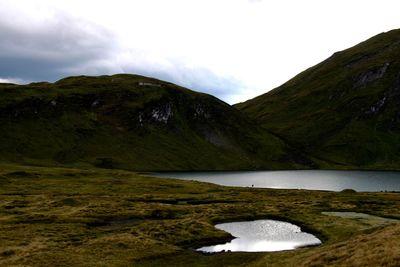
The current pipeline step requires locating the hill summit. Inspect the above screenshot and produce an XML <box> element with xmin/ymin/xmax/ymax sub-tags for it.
<box><xmin>3</xmin><ymin>29</ymin><xmax>400</xmax><ymax>171</ymax></box>
<box><xmin>0</xmin><ymin>74</ymin><xmax>306</xmax><ymax>170</ymax></box>
<box><xmin>236</xmin><ymin>29</ymin><xmax>400</xmax><ymax>170</ymax></box>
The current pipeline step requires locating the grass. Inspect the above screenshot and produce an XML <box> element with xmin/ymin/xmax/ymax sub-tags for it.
<box><xmin>0</xmin><ymin>74</ymin><xmax>306</xmax><ymax>171</ymax></box>
<box><xmin>236</xmin><ymin>28</ymin><xmax>400</xmax><ymax>170</ymax></box>
<box><xmin>0</xmin><ymin>164</ymin><xmax>399</xmax><ymax>266</ymax></box>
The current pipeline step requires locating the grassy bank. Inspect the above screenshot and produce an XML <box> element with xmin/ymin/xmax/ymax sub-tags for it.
<box><xmin>0</xmin><ymin>164</ymin><xmax>399</xmax><ymax>266</ymax></box>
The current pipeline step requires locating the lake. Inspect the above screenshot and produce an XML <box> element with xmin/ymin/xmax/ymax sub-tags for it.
<box><xmin>154</xmin><ymin>170</ymin><xmax>400</xmax><ymax>192</ymax></box>
<box><xmin>197</xmin><ymin>219</ymin><xmax>321</xmax><ymax>253</ymax></box>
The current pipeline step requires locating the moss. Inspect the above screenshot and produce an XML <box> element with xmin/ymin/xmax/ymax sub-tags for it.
<box><xmin>0</xmin><ymin>164</ymin><xmax>399</xmax><ymax>266</ymax></box>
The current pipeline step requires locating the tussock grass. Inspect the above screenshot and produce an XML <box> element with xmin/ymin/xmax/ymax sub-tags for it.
<box><xmin>249</xmin><ymin>224</ymin><xmax>400</xmax><ymax>267</ymax></box>
<box><xmin>0</xmin><ymin>164</ymin><xmax>399</xmax><ymax>266</ymax></box>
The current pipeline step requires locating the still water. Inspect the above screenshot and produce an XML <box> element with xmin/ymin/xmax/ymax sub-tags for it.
<box><xmin>197</xmin><ymin>220</ymin><xmax>321</xmax><ymax>253</ymax></box>
<box><xmin>155</xmin><ymin>170</ymin><xmax>400</xmax><ymax>192</ymax></box>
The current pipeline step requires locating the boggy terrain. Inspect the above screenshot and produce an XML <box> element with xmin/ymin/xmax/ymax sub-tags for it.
<box><xmin>0</xmin><ymin>164</ymin><xmax>399</xmax><ymax>266</ymax></box>
<box><xmin>2</xmin><ymin>29</ymin><xmax>400</xmax><ymax>267</ymax></box>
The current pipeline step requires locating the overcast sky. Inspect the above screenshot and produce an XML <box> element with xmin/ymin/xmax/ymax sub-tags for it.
<box><xmin>1</xmin><ymin>0</ymin><xmax>400</xmax><ymax>104</ymax></box>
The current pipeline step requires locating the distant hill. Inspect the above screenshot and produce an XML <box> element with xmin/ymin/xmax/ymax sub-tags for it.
<box><xmin>0</xmin><ymin>74</ymin><xmax>308</xmax><ymax>170</ymax></box>
<box><xmin>4</xmin><ymin>29</ymin><xmax>399</xmax><ymax>171</ymax></box>
<box><xmin>236</xmin><ymin>29</ymin><xmax>400</xmax><ymax>170</ymax></box>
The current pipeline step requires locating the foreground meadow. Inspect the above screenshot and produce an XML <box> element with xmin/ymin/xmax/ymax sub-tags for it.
<box><xmin>0</xmin><ymin>164</ymin><xmax>399</xmax><ymax>266</ymax></box>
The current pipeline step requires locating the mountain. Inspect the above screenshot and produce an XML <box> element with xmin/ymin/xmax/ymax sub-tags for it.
<box><xmin>0</xmin><ymin>74</ymin><xmax>308</xmax><ymax>171</ymax></box>
<box><xmin>236</xmin><ymin>29</ymin><xmax>400</xmax><ymax>170</ymax></box>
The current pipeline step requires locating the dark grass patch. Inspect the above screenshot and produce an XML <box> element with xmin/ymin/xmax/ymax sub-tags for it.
<box><xmin>6</xmin><ymin>171</ymin><xmax>36</xmax><ymax>177</ymax></box>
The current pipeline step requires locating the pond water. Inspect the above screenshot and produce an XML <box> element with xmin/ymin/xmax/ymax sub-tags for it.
<box><xmin>155</xmin><ymin>170</ymin><xmax>400</xmax><ymax>192</ymax></box>
<box><xmin>197</xmin><ymin>220</ymin><xmax>321</xmax><ymax>253</ymax></box>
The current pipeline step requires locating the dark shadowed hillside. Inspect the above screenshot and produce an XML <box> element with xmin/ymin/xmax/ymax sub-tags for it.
<box><xmin>0</xmin><ymin>74</ymin><xmax>307</xmax><ymax>170</ymax></box>
<box><xmin>236</xmin><ymin>29</ymin><xmax>400</xmax><ymax>170</ymax></box>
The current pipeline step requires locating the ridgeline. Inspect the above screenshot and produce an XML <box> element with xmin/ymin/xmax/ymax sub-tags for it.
<box><xmin>0</xmin><ymin>74</ymin><xmax>307</xmax><ymax>170</ymax></box>
<box><xmin>2</xmin><ymin>29</ymin><xmax>400</xmax><ymax>171</ymax></box>
<box><xmin>237</xmin><ymin>29</ymin><xmax>400</xmax><ymax>170</ymax></box>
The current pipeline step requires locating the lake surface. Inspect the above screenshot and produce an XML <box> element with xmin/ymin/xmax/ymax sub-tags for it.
<box><xmin>154</xmin><ymin>170</ymin><xmax>400</xmax><ymax>192</ymax></box>
<box><xmin>197</xmin><ymin>220</ymin><xmax>321</xmax><ymax>253</ymax></box>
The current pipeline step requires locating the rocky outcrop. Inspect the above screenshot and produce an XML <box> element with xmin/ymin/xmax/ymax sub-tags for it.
<box><xmin>354</xmin><ymin>63</ymin><xmax>390</xmax><ymax>88</ymax></box>
<box><xmin>237</xmin><ymin>29</ymin><xmax>400</xmax><ymax>170</ymax></box>
<box><xmin>0</xmin><ymin>74</ymin><xmax>303</xmax><ymax>170</ymax></box>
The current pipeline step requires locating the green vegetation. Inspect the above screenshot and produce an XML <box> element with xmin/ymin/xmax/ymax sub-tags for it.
<box><xmin>3</xmin><ymin>30</ymin><xmax>400</xmax><ymax>171</ymax></box>
<box><xmin>0</xmin><ymin>164</ymin><xmax>399</xmax><ymax>266</ymax></box>
<box><xmin>0</xmin><ymin>74</ymin><xmax>308</xmax><ymax>171</ymax></box>
<box><xmin>1</xmin><ymin>29</ymin><xmax>400</xmax><ymax>266</ymax></box>
<box><xmin>236</xmin><ymin>29</ymin><xmax>400</xmax><ymax>170</ymax></box>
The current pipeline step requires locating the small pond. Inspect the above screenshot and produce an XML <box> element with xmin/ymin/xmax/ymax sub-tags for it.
<box><xmin>197</xmin><ymin>219</ymin><xmax>321</xmax><ymax>253</ymax></box>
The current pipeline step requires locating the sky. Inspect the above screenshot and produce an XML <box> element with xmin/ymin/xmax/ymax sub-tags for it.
<box><xmin>0</xmin><ymin>0</ymin><xmax>400</xmax><ymax>104</ymax></box>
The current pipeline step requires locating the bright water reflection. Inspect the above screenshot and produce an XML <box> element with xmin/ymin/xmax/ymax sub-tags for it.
<box><xmin>197</xmin><ymin>220</ymin><xmax>321</xmax><ymax>253</ymax></box>
<box><xmin>155</xmin><ymin>170</ymin><xmax>400</xmax><ymax>192</ymax></box>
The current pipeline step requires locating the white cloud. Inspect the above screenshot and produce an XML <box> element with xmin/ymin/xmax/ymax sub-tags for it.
<box><xmin>0</xmin><ymin>0</ymin><xmax>399</xmax><ymax>103</ymax></box>
<box><xmin>0</xmin><ymin>77</ymin><xmax>27</xmax><ymax>84</ymax></box>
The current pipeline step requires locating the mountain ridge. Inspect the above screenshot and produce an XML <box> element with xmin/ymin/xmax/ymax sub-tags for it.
<box><xmin>2</xmin><ymin>29</ymin><xmax>400</xmax><ymax>171</ymax></box>
<box><xmin>0</xmin><ymin>73</ymin><xmax>309</xmax><ymax>170</ymax></box>
<box><xmin>236</xmin><ymin>28</ymin><xmax>400</xmax><ymax>170</ymax></box>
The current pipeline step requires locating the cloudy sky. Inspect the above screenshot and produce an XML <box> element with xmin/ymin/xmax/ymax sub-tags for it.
<box><xmin>1</xmin><ymin>0</ymin><xmax>400</xmax><ymax>103</ymax></box>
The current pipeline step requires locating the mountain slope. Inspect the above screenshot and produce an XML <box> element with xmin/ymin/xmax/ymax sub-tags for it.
<box><xmin>0</xmin><ymin>74</ymin><xmax>307</xmax><ymax>170</ymax></box>
<box><xmin>236</xmin><ymin>29</ymin><xmax>400</xmax><ymax>170</ymax></box>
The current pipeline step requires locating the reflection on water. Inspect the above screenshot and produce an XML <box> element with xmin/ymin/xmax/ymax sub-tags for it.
<box><xmin>155</xmin><ymin>170</ymin><xmax>400</xmax><ymax>192</ymax></box>
<box><xmin>197</xmin><ymin>220</ymin><xmax>321</xmax><ymax>253</ymax></box>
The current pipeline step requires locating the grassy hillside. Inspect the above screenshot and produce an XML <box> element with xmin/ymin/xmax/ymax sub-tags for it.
<box><xmin>0</xmin><ymin>74</ymin><xmax>307</xmax><ymax>170</ymax></box>
<box><xmin>236</xmin><ymin>29</ymin><xmax>400</xmax><ymax>170</ymax></box>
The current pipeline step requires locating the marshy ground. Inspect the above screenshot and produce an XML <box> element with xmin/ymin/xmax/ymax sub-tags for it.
<box><xmin>0</xmin><ymin>164</ymin><xmax>399</xmax><ymax>266</ymax></box>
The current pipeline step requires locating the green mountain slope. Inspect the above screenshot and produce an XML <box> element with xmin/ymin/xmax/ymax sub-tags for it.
<box><xmin>0</xmin><ymin>74</ymin><xmax>307</xmax><ymax>170</ymax></box>
<box><xmin>236</xmin><ymin>29</ymin><xmax>400</xmax><ymax>170</ymax></box>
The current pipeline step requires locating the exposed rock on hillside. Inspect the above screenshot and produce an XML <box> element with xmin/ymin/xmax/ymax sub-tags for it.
<box><xmin>0</xmin><ymin>74</ymin><xmax>307</xmax><ymax>170</ymax></box>
<box><xmin>236</xmin><ymin>29</ymin><xmax>400</xmax><ymax>170</ymax></box>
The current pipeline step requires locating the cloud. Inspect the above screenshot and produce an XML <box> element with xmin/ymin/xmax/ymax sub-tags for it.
<box><xmin>0</xmin><ymin>5</ymin><xmax>119</xmax><ymax>82</ymax></box>
<box><xmin>118</xmin><ymin>54</ymin><xmax>246</xmax><ymax>103</ymax></box>
<box><xmin>0</xmin><ymin>3</ymin><xmax>246</xmax><ymax>103</ymax></box>
<box><xmin>0</xmin><ymin>3</ymin><xmax>245</xmax><ymax>103</ymax></box>
<box><xmin>0</xmin><ymin>77</ymin><xmax>28</xmax><ymax>84</ymax></box>
<box><xmin>2</xmin><ymin>0</ymin><xmax>399</xmax><ymax>104</ymax></box>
